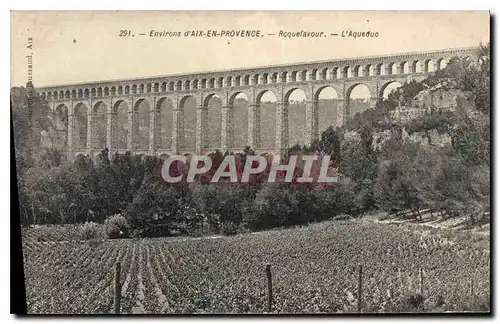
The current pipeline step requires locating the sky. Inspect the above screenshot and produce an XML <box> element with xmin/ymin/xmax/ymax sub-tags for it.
<box><xmin>11</xmin><ymin>11</ymin><xmax>490</xmax><ymax>99</ymax></box>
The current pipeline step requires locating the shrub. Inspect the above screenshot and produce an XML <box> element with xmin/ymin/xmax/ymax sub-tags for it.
<box><xmin>105</xmin><ymin>214</ymin><xmax>129</xmax><ymax>239</ymax></box>
<box><xmin>80</xmin><ymin>221</ymin><xmax>103</xmax><ymax>240</ymax></box>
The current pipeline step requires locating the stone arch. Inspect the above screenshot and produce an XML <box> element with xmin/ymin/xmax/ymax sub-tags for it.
<box><xmin>112</xmin><ymin>99</ymin><xmax>129</xmax><ymax>150</ymax></box>
<box><xmin>352</xmin><ymin>65</ymin><xmax>361</xmax><ymax>77</ymax></box>
<box><xmin>424</xmin><ymin>59</ymin><xmax>435</xmax><ymax>72</ymax></box>
<box><xmin>315</xmin><ymin>86</ymin><xmax>340</xmax><ymax>132</ymax></box>
<box><xmin>92</xmin><ymin>101</ymin><xmax>108</xmax><ymax>149</ymax></box>
<box><xmin>176</xmin><ymin>81</ymin><xmax>183</xmax><ymax>91</ymax></box>
<box><xmin>320</xmin><ymin>68</ymin><xmax>328</xmax><ymax>80</ymax></box>
<box><xmin>84</xmin><ymin>89</ymin><xmax>90</xmax><ymax>98</ymax></box>
<box><xmin>193</xmin><ymin>79</ymin><xmax>199</xmax><ymax>89</ymax></box>
<box><xmin>209</xmin><ymin>78</ymin><xmax>215</xmax><ymax>88</ymax></box>
<box><xmin>252</xmin><ymin>74</ymin><xmax>259</xmax><ymax>85</ymax></box>
<box><xmin>124</xmin><ymin>85</ymin><xmax>130</xmax><ymax>95</ymax></box>
<box><xmin>380</xmin><ymin>81</ymin><xmax>403</xmax><ymax>99</ymax></box>
<box><xmin>184</xmin><ymin>80</ymin><xmax>191</xmax><ymax>90</ymax></box>
<box><xmin>271</xmin><ymin>72</ymin><xmax>278</xmax><ymax>83</ymax></box>
<box><xmin>290</xmin><ymin>71</ymin><xmax>298</xmax><ymax>82</ymax></box>
<box><xmin>281</xmin><ymin>71</ymin><xmax>289</xmax><ymax>83</ymax></box>
<box><xmin>59</xmin><ymin>90</ymin><xmax>64</xmax><ymax>99</ymax></box>
<box><xmin>77</xmin><ymin>89</ymin><xmax>83</xmax><ymax>99</ymax></box>
<box><xmin>154</xmin><ymin>83</ymin><xmax>159</xmax><ymax>92</ymax></box>
<box><xmin>229</xmin><ymin>91</ymin><xmax>250</xmax><ymax>149</ymax></box>
<box><xmin>262</xmin><ymin>73</ymin><xmax>269</xmax><ymax>84</ymax></box>
<box><xmin>300</xmin><ymin>70</ymin><xmax>307</xmax><ymax>81</ymax></box>
<box><xmin>146</xmin><ymin>84</ymin><xmax>152</xmax><ymax>93</ymax></box>
<box><xmin>436</xmin><ymin>58</ymin><xmax>447</xmax><ymax>70</ymax></box>
<box><xmin>201</xmin><ymin>78</ymin><xmax>207</xmax><ymax>89</ymax></box>
<box><xmin>132</xmin><ymin>85</ymin><xmax>138</xmax><ymax>94</ymax></box>
<box><xmin>226</xmin><ymin>76</ymin><xmax>233</xmax><ymax>87</ymax></box>
<box><xmin>73</xmin><ymin>102</ymin><xmax>88</xmax><ymax>150</ymax></box>
<box><xmin>155</xmin><ymin>97</ymin><xmax>174</xmax><ymax>150</ymax></box>
<box><xmin>285</xmin><ymin>88</ymin><xmax>308</xmax><ymax>146</ymax></box>
<box><xmin>180</xmin><ymin>95</ymin><xmax>197</xmax><ymax>149</ymax></box>
<box><xmin>103</xmin><ymin>87</ymin><xmax>109</xmax><ymax>96</ymax></box>
<box><xmin>132</xmin><ymin>98</ymin><xmax>150</xmax><ymax>150</ymax></box>
<box><xmin>139</xmin><ymin>84</ymin><xmax>145</xmax><ymax>94</ymax></box>
<box><xmin>387</xmin><ymin>62</ymin><xmax>397</xmax><ymax>75</ymax></box>
<box><xmin>161</xmin><ymin>82</ymin><xmax>167</xmax><ymax>92</ymax></box>
<box><xmin>168</xmin><ymin>82</ymin><xmax>174</xmax><ymax>91</ymax></box>
<box><xmin>235</xmin><ymin>76</ymin><xmax>241</xmax><ymax>87</ymax></box>
<box><xmin>346</xmin><ymin>83</ymin><xmax>371</xmax><ymax>118</ymax></box>
<box><xmin>111</xmin><ymin>87</ymin><xmax>116</xmax><ymax>96</ymax></box>
<box><xmin>217</xmin><ymin>77</ymin><xmax>224</xmax><ymax>88</ymax></box>
<box><xmin>243</xmin><ymin>75</ymin><xmax>250</xmax><ymax>86</ymax></box>
<box><xmin>97</xmin><ymin>88</ymin><xmax>103</xmax><ymax>97</ymax></box>
<box><xmin>204</xmin><ymin>93</ymin><xmax>223</xmax><ymax>149</ymax></box>
<box><xmin>310</xmin><ymin>69</ymin><xmax>318</xmax><ymax>81</ymax></box>
<box><xmin>256</xmin><ymin>89</ymin><xmax>278</xmax><ymax>149</ymax></box>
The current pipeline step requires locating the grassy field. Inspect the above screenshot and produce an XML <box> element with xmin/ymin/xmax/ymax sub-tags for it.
<box><xmin>21</xmin><ymin>220</ymin><xmax>490</xmax><ymax>314</ymax></box>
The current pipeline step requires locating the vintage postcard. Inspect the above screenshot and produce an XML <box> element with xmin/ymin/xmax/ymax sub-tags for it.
<box><xmin>10</xmin><ymin>11</ymin><xmax>491</xmax><ymax>315</ymax></box>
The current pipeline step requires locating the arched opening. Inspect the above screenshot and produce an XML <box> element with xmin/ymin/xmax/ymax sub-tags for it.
<box><xmin>92</xmin><ymin>101</ymin><xmax>108</xmax><ymax>150</ymax></box>
<box><xmin>132</xmin><ymin>99</ymin><xmax>150</xmax><ymax>150</ymax></box>
<box><xmin>112</xmin><ymin>100</ymin><xmax>129</xmax><ymax>150</ymax></box>
<box><xmin>193</xmin><ymin>79</ymin><xmax>199</xmax><ymax>89</ymax></box>
<box><xmin>111</xmin><ymin>87</ymin><xmax>116</xmax><ymax>96</ymax></box>
<box><xmin>243</xmin><ymin>75</ymin><xmax>250</xmax><ymax>86</ymax></box>
<box><xmin>155</xmin><ymin>97</ymin><xmax>174</xmax><ymax>150</ymax></box>
<box><xmin>226</xmin><ymin>76</ymin><xmax>233</xmax><ymax>87</ymax></box>
<box><xmin>104</xmin><ymin>87</ymin><xmax>109</xmax><ymax>96</ymax></box>
<box><xmin>285</xmin><ymin>88</ymin><xmax>307</xmax><ymax>147</ymax></box>
<box><xmin>209</xmin><ymin>78</ymin><xmax>215</xmax><ymax>88</ymax></box>
<box><xmin>315</xmin><ymin>86</ymin><xmax>339</xmax><ymax>133</ymax></box>
<box><xmin>262</xmin><ymin>73</ymin><xmax>269</xmax><ymax>84</ymax></box>
<box><xmin>73</xmin><ymin>103</ymin><xmax>88</xmax><ymax>150</ymax></box>
<box><xmin>311</xmin><ymin>69</ymin><xmax>318</xmax><ymax>81</ymax></box>
<box><xmin>77</xmin><ymin>89</ymin><xmax>83</xmax><ymax>99</ymax></box>
<box><xmin>380</xmin><ymin>81</ymin><xmax>403</xmax><ymax>100</ymax></box>
<box><xmin>201</xmin><ymin>79</ymin><xmax>207</xmax><ymax>89</ymax></box>
<box><xmin>256</xmin><ymin>90</ymin><xmax>278</xmax><ymax>149</ymax></box>
<box><xmin>402</xmin><ymin>62</ymin><xmax>410</xmax><ymax>74</ymax></box>
<box><xmin>320</xmin><ymin>68</ymin><xmax>328</xmax><ymax>80</ymax></box>
<box><xmin>54</xmin><ymin>104</ymin><xmax>68</xmax><ymax>151</ymax></box>
<box><xmin>184</xmin><ymin>80</ymin><xmax>191</xmax><ymax>90</ymax></box>
<box><xmin>176</xmin><ymin>81</ymin><xmax>182</xmax><ymax>91</ymax></box>
<box><xmin>235</xmin><ymin>76</ymin><xmax>241</xmax><ymax>87</ymax></box>
<box><xmin>229</xmin><ymin>92</ymin><xmax>249</xmax><ymax>150</ymax></box>
<box><xmin>217</xmin><ymin>77</ymin><xmax>224</xmax><ymax>88</ymax></box>
<box><xmin>347</xmin><ymin>84</ymin><xmax>371</xmax><ymax>118</ymax></box>
<box><xmin>168</xmin><ymin>82</ymin><xmax>174</xmax><ymax>91</ymax></box>
<box><xmin>204</xmin><ymin>94</ymin><xmax>223</xmax><ymax>149</ymax></box>
<box><xmin>281</xmin><ymin>71</ymin><xmax>289</xmax><ymax>83</ymax></box>
<box><xmin>436</xmin><ymin>58</ymin><xmax>447</xmax><ymax>70</ymax></box>
<box><xmin>124</xmin><ymin>86</ymin><xmax>130</xmax><ymax>95</ymax></box>
<box><xmin>290</xmin><ymin>71</ymin><xmax>298</xmax><ymax>82</ymax></box>
<box><xmin>414</xmin><ymin>60</ymin><xmax>423</xmax><ymax>73</ymax></box>
<box><xmin>271</xmin><ymin>73</ymin><xmax>278</xmax><ymax>83</ymax></box>
<box><xmin>300</xmin><ymin>70</ymin><xmax>307</xmax><ymax>81</ymax></box>
<box><xmin>352</xmin><ymin>66</ymin><xmax>361</xmax><ymax>77</ymax></box>
<box><xmin>180</xmin><ymin>95</ymin><xmax>197</xmax><ymax>149</ymax></box>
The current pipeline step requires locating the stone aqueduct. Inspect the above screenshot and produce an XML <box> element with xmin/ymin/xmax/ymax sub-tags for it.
<box><xmin>37</xmin><ymin>47</ymin><xmax>478</xmax><ymax>160</ymax></box>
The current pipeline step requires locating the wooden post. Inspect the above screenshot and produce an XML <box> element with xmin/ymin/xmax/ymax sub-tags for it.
<box><xmin>266</xmin><ymin>264</ymin><xmax>273</xmax><ymax>312</ymax></box>
<box><xmin>114</xmin><ymin>262</ymin><xmax>121</xmax><ymax>314</ymax></box>
<box><xmin>419</xmin><ymin>268</ymin><xmax>424</xmax><ymax>296</ymax></box>
<box><xmin>357</xmin><ymin>265</ymin><xmax>363</xmax><ymax>313</ymax></box>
